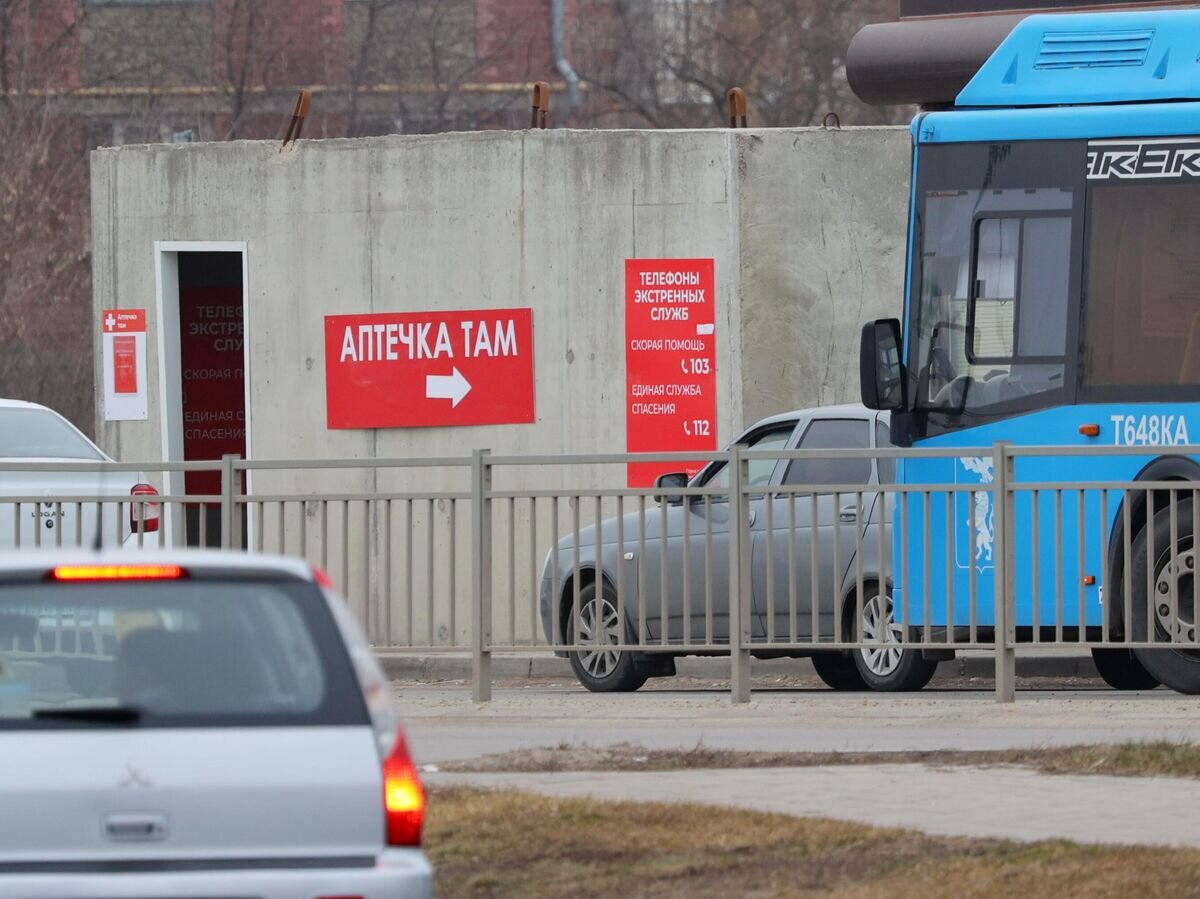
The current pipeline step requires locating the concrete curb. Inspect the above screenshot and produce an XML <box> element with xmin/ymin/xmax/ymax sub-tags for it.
<box><xmin>379</xmin><ymin>653</ymin><xmax>1100</xmax><ymax>682</ymax></box>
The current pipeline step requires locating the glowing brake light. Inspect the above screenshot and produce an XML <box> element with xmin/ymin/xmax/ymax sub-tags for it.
<box><xmin>312</xmin><ymin>566</ymin><xmax>335</xmax><ymax>589</ymax></box>
<box><xmin>383</xmin><ymin>729</ymin><xmax>425</xmax><ymax>847</ymax></box>
<box><xmin>52</xmin><ymin>565</ymin><xmax>184</xmax><ymax>581</ymax></box>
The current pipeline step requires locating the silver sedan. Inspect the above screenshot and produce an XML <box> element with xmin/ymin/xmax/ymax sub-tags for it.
<box><xmin>540</xmin><ymin>405</ymin><xmax>939</xmax><ymax>693</ymax></box>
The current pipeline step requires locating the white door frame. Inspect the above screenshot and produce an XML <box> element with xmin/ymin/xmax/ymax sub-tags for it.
<box><xmin>153</xmin><ymin>241</ymin><xmax>251</xmax><ymax>544</ymax></box>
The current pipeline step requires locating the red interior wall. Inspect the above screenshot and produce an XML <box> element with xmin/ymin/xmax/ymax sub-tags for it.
<box><xmin>178</xmin><ymin>255</ymin><xmax>246</xmax><ymax>498</ymax></box>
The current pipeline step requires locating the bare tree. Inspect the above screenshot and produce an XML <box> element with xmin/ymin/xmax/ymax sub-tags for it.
<box><xmin>213</xmin><ymin>0</ymin><xmax>344</xmax><ymax>140</ymax></box>
<box><xmin>0</xmin><ymin>1</ymin><xmax>92</xmax><ymax>430</ymax></box>
<box><xmin>345</xmin><ymin>0</ymin><xmax>553</xmax><ymax>136</ymax></box>
<box><xmin>572</xmin><ymin>0</ymin><xmax>905</xmax><ymax>129</ymax></box>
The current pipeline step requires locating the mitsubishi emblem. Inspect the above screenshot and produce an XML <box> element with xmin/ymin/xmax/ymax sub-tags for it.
<box><xmin>117</xmin><ymin>761</ymin><xmax>152</xmax><ymax>789</ymax></box>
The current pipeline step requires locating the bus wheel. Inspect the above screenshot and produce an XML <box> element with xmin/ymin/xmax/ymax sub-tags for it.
<box><xmin>1130</xmin><ymin>499</ymin><xmax>1200</xmax><ymax>695</ymax></box>
<box><xmin>1091</xmin><ymin>649</ymin><xmax>1159</xmax><ymax>691</ymax></box>
<box><xmin>850</xmin><ymin>586</ymin><xmax>938</xmax><ymax>692</ymax></box>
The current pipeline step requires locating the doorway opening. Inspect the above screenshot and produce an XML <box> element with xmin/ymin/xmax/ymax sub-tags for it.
<box><xmin>155</xmin><ymin>244</ymin><xmax>249</xmax><ymax>547</ymax></box>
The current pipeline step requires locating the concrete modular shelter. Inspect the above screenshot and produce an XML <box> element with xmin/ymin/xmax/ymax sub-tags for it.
<box><xmin>91</xmin><ymin>126</ymin><xmax>910</xmax><ymax>480</ymax></box>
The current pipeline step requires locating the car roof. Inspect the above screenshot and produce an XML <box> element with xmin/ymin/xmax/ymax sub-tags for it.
<box><xmin>751</xmin><ymin>404</ymin><xmax>883</xmax><ymax>429</ymax></box>
<box><xmin>0</xmin><ymin>399</ymin><xmax>112</xmax><ymax>462</ymax></box>
<box><xmin>0</xmin><ymin>549</ymin><xmax>317</xmax><ymax>583</ymax></box>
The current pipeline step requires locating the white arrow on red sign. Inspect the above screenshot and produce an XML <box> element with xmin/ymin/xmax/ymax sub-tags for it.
<box><xmin>324</xmin><ymin>308</ymin><xmax>534</xmax><ymax>429</ymax></box>
<box><xmin>425</xmin><ymin>367</ymin><xmax>472</xmax><ymax>408</ymax></box>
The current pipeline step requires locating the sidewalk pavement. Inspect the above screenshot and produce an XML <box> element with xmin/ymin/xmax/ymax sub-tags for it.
<box><xmin>397</xmin><ymin>686</ymin><xmax>1200</xmax><ymax>765</ymax></box>
<box><xmin>427</xmin><ymin>764</ymin><xmax>1200</xmax><ymax>848</ymax></box>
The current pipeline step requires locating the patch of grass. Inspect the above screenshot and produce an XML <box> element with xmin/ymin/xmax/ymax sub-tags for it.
<box><xmin>439</xmin><ymin>740</ymin><xmax>1200</xmax><ymax>779</ymax></box>
<box><xmin>425</xmin><ymin>786</ymin><xmax>1200</xmax><ymax>898</ymax></box>
<box><xmin>1011</xmin><ymin>741</ymin><xmax>1200</xmax><ymax>779</ymax></box>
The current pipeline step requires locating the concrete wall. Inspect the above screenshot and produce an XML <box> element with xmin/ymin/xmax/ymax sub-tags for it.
<box><xmin>736</xmin><ymin>131</ymin><xmax>911</xmax><ymax>424</ymax></box>
<box><xmin>91</xmin><ymin>126</ymin><xmax>911</xmax><ymax>472</ymax></box>
<box><xmin>90</xmin><ymin>127</ymin><xmax>911</xmax><ymax>645</ymax></box>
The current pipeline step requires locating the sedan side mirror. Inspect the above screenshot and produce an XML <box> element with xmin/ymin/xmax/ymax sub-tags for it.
<box><xmin>860</xmin><ymin>318</ymin><xmax>907</xmax><ymax>411</ymax></box>
<box><xmin>653</xmin><ymin>471</ymin><xmax>689</xmax><ymax>506</ymax></box>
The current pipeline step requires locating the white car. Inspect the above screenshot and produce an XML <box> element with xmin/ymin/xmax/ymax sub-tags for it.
<box><xmin>0</xmin><ymin>550</ymin><xmax>433</xmax><ymax>897</ymax></box>
<box><xmin>0</xmin><ymin>399</ymin><xmax>160</xmax><ymax>549</ymax></box>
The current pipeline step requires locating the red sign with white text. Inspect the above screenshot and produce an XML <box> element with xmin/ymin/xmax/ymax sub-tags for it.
<box><xmin>102</xmin><ymin>308</ymin><xmax>146</xmax><ymax>334</ymax></box>
<box><xmin>113</xmin><ymin>336</ymin><xmax>137</xmax><ymax>394</ymax></box>
<box><xmin>625</xmin><ymin>259</ymin><xmax>717</xmax><ymax>487</ymax></box>
<box><xmin>325</xmin><ymin>308</ymin><xmax>535</xmax><ymax>429</ymax></box>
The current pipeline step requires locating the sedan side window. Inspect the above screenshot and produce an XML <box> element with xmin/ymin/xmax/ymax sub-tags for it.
<box><xmin>876</xmin><ymin>420</ymin><xmax>896</xmax><ymax>485</ymax></box>
<box><xmin>783</xmin><ymin>419</ymin><xmax>871</xmax><ymax>486</ymax></box>
<box><xmin>704</xmin><ymin>424</ymin><xmax>797</xmax><ymax>493</ymax></box>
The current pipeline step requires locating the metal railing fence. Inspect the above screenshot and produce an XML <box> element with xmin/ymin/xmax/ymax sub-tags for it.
<box><xmin>3</xmin><ymin>443</ymin><xmax>1199</xmax><ymax>702</ymax></box>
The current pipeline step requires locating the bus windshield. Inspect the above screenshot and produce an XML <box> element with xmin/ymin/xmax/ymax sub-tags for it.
<box><xmin>908</xmin><ymin>138</ymin><xmax>1200</xmax><ymax>437</ymax></box>
<box><xmin>909</xmin><ymin>141</ymin><xmax>1085</xmax><ymax>438</ymax></box>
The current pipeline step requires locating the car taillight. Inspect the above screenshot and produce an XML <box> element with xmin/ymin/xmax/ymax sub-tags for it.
<box><xmin>383</xmin><ymin>729</ymin><xmax>425</xmax><ymax>847</ymax></box>
<box><xmin>52</xmin><ymin>564</ymin><xmax>184</xmax><ymax>581</ymax></box>
<box><xmin>312</xmin><ymin>566</ymin><xmax>335</xmax><ymax>589</ymax></box>
<box><xmin>130</xmin><ymin>484</ymin><xmax>160</xmax><ymax>534</ymax></box>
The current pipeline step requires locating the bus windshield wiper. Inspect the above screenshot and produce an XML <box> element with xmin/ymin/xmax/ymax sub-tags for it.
<box><xmin>32</xmin><ymin>705</ymin><xmax>143</xmax><ymax>724</ymax></box>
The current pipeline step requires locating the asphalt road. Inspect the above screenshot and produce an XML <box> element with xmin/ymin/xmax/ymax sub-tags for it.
<box><xmin>396</xmin><ymin>682</ymin><xmax>1200</xmax><ymax>765</ymax></box>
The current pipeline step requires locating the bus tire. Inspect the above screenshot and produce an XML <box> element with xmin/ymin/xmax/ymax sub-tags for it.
<box><xmin>849</xmin><ymin>584</ymin><xmax>938</xmax><ymax>692</ymax></box>
<box><xmin>811</xmin><ymin>652</ymin><xmax>869</xmax><ymax>691</ymax></box>
<box><xmin>1091</xmin><ymin>648</ymin><xmax>1160</xmax><ymax>691</ymax></box>
<box><xmin>1130</xmin><ymin>499</ymin><xmax>1200</xmax><ymax>695</ymax></box>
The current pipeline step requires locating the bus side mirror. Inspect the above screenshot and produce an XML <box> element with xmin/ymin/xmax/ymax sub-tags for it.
<box><xmin>860</xmin><ymin>319</ymin><xmax>906</xmax><ymax>411</ymax></box>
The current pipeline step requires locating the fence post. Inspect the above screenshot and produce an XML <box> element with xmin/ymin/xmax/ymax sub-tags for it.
<box><xmin>471</xmin><ymin>449</ymin><xmax>493</xmax><ymax>703</ymax></box>
<box><xmin>219</xmin><ymin>454</ymin><xmax>239</xmax><ymax>550</ymax></box>
<box><xmin>993</xmin><ymin>441</ymin><xmax>1016</xmax><ymax>703</ymax></box>
<box><xmin>729</xmin><ymin>445</ymin><xmax>752</xmax><ymax>703</ymax></box>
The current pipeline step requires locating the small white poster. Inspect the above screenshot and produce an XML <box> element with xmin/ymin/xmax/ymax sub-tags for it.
<box><xmin>101</xmin><ymin>308</ymin><xmax>149</xmax><ymax>421</ymax></box>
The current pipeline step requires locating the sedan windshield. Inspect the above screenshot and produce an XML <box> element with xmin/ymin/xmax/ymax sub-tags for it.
<box><xmin>0</xmin><ymin>409</ymin><xmax>103</xmax><ymax>460</ymax></box>
<box><xmin>0</xmin><ymin>579</ymin><xmax>364</xmax><ymax>728</ymax></box>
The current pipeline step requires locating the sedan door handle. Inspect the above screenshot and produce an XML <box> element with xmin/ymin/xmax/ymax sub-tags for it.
<box><xmin>839</xmin><ymin>504</ymin><xmax>859</xmax><ymax>523</ymax></box>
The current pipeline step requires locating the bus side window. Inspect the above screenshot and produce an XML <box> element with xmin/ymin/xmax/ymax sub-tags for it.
<box><xmin>970</xmin><ymin>218</ymin><xmax>1018</xmax><ymax>362</ymax></box>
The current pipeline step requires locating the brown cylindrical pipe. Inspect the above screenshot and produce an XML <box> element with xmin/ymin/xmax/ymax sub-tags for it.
<box><xmin>847</xmin><ymin>15</ymin><xmax>1025</xmax><ymax>107</ymax></box>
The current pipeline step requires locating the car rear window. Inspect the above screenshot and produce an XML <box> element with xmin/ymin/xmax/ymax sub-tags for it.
<box><xmin>0</xmin><ymin>578</ymin><xmax>366</xmax><ymax>729</ymax></box>
<box><xmin>0</xmin><ymin>409</ymin><xmax>103</xmax><ymax>460</ymax></box>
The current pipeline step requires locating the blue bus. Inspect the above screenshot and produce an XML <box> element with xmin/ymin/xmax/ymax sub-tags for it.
<box><xmin>853</xmin><ymin>7</ymin><xmax>1200</xmax><ymax>694</ymax></box>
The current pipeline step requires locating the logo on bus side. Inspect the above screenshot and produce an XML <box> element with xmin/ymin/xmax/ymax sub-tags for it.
<box><xmin>1109</xmin><ymin>414</ymin><xmax>1190</xmax><ymax>447</ymax></box>
<box><xmin>956</xmin><ymin>457</ymin><xmax>995</xmax><ymax>573</ymax></box>
<box><xmin>1087</xmin><ymin>140</ymin><xmax>1200</xmax><ymax>181</ymax></box>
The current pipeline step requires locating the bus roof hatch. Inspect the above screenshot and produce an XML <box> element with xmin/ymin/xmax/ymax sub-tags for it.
<box><xmin>958</xmin><ymin>9</ymin><xmax>1200</xmax><ymax>107</ymax></box>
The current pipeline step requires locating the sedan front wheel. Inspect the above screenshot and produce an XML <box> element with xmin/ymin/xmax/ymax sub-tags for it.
<box><xmin>564</xmin><ymin>582</ymin><xmax>648</xmax><ymax>693</ymax></box>
<box><xmin>850</xmin><ymin>588</ymin><xmax>938</xmax><ymax>692</ymax></box>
